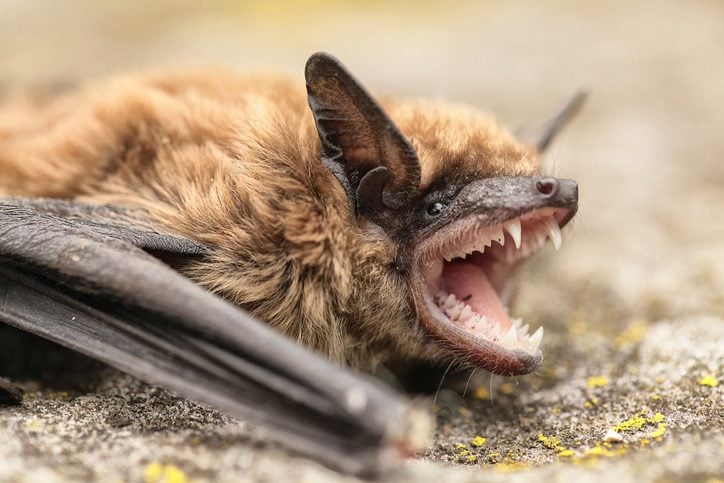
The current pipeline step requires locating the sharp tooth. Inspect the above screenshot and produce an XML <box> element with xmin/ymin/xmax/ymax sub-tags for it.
<box><xmin>491</xmin><ymin>323</ymin><xmax>502</xmax><ymax>340</ymax></box>
<box><xmin>529</xmin><ymin>327</ymin><xmax>544</xmax><ymax>349</ymax></box>
<box><xmin>448</xmin><ymin>305</ymin><xmax>462</xmax><ymax>321</ymax></box>
<box><xmin>500</xmin><ymin>326</ymin><xmax>518</xmax><ymax>347</ymax></box>
<box><xmin>444</xmin><ymin>294</ymin><xmax>457</xmax><ymax>308</ymax></box>
<box><xmin>545</xmin><ymin>219</ymin><xmax>562</xmax><ymax>250</ymax></box>
<box><xmin>504</xmin><ymin>219</ymin><xmax>522</xmax><ymax>249</ymax></box>
<box><xmin>460</xmin><ymin>305</ymin><xmax>473</xmax><ymax>321</ymax></box>
<box><xmin>519</xmin><ymin>323</ymin><xmax>530</xmax><ymax>337</ymax></box>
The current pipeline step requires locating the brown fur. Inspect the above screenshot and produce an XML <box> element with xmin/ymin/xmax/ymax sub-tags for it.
<box><xmin>0</xmin><ymin>67</ymin><xmax>540</xmax><ymax>370</ymax></box>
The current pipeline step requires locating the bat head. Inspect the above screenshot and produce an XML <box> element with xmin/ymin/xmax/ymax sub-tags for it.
<box><xmin>305</xmin><ymin>52</ymin><xmax>582</xmax><ymax>376</ymax></box>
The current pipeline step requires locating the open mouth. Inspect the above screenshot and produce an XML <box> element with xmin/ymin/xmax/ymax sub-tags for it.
<box><xmin>411</xmin><ymin>206</ymin><xmax>575</xmax><ymax>375</ymax></box>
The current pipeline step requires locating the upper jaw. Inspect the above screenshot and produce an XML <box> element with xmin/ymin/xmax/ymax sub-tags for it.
<box><xmin>408</xmin><ymin>176</ymin><xmax>578</xmax><ymax>376</ymax></box>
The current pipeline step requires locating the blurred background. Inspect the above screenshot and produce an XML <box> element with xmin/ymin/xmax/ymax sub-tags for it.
<box><xmin>0</xmin><ymin>1</ymin><xmax>722</xmax><ymax>481</ymax></box>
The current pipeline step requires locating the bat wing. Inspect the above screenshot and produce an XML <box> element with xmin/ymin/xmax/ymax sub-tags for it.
<box><xmin>0</xmin><ymin>198</ymin><xmax>429</xmax><ymax>476</ymax></box>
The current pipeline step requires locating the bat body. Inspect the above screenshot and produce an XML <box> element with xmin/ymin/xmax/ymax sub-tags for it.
<box><xmin>0</xmin><ymin>54</ymin><xmax>581</xmax><ymax>475</ymax></box>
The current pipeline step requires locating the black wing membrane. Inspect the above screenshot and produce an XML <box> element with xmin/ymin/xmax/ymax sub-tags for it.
<box><xmin>0</xmin><ymin>198</ymin><xmax>429</xmax><ymax>477</ymax></box>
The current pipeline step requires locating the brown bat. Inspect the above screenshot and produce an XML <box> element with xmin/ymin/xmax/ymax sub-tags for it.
<box><xmin>0</xmin><ymin>53</ymin><xmax>582</xmax><ymax>475</ymax></box>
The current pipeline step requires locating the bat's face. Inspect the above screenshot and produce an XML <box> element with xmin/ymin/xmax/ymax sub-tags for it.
<box><xmin>306</xmin><ymin>53</ymin><xmax>580</xmax><ymax>375</ymax></box>
<box><xmin>391</xmin><ymin>108</ymin><xmax>577</xmax><ymax>375</ymax></box>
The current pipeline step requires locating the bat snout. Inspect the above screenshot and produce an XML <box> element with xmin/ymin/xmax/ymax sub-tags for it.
<box><xmin>535</xmin><ymin>176</ymin><xmax>578</xmax><ymax>204</ymax></box>
<box><xmin>533</xmin><ymin>177</ymin><xmax>578</xmax><ymax>217</ymax></box>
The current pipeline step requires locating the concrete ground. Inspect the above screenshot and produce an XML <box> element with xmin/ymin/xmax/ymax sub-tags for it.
<box><xmin>0</xmin><ymin>0</ymin><xmax>722</xmax><ymax>481</ymax></box>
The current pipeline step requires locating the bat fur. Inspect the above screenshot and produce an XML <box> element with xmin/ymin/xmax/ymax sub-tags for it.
<box><xmin>0</xmin><ymin>65</ymin><xmax>547</xmax><ymax>371</ymax></box>
<box><xmin>0</xmin><ymin>54</ymin><xmax>584</xmax><ymax>382</ymax></box>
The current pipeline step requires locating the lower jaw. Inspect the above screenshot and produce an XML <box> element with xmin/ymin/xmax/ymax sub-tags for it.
<box><xmin>411</xmin><ymin>273</ymin><xmax>541</xmax><ymax>376</ymax></box>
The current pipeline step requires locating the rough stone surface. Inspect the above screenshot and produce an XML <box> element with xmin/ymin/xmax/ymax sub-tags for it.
<box><xmin>0</xmin><ymin>0</ymin><xmax>722</xmax><ymax>482</ymax></box>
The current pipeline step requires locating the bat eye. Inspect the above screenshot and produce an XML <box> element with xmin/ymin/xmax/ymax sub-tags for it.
<box><xmin>426</xmin><ymin>202</ymin><xmax>446</xmax><ymax>217</ymax></box>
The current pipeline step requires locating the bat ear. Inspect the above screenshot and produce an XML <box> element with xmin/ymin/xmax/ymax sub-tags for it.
<box><xmin>305</xmin><ymin>52</ymin><xmax>421</xmax><ymax>211</ymax></box>
<box><xmin>516</xmin><ymin>92</ymin><xmax>588</xmax><ymax>153</ymax></box>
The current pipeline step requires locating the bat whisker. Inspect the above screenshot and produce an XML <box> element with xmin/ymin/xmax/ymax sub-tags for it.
<box><xmin>462</xmin><ymin>368</ymin><xmax>478</xmax><ymax>398</ymax></box>
<box><xmin>432</xmin><ymin>360</ymin><xmax>455</xmax><ymax>409</ymax></box>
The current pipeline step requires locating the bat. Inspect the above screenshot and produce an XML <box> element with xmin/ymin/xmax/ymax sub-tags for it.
<box><xmin>0</xmin><ymin>52</ymin><xmax>582</xmax><ymax>476</ymax></box>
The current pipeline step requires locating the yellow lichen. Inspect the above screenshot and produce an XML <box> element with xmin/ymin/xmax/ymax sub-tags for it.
<box><xmin>497</xmin><ymin>382</ymin><xmax>515</xmax><ymax>395</ymax></box>
<box><xmin>467</xmin><ymin>455</ymin><xmax>478</xmax><ymax>463</ymax></box>
<box><xmin>165</xmin><ymin>465</ymin><xmax>187</xmax><ymax>483</ymax></box>
<box><xmin>650</xmin><ymin>413</ymin><xmax>665</xmax><ymax>423</ymax></box>
<box><xmin>587</xmin><ymin>442</ymin><xmax>629</xmax><ymax>458</ymax></box>
<box><xmin>537</xmin><ymin>433</ymin><xmax>574</xmax><ymax>455</ymax></box>
<box><xmin>584</xmin><ymin>397</ymin><xmax>599</xmax><ymax>408</ymax></box>
<box><xmin>144</xmin><ymin>463</ymin><xmax>187</xmax><ymax>483</ymax></box>
<box><xmin>586</xmin><ymin>446</ymin><xmax>605</xmax><ymax>456</ymax></box>
<box><xmin>650</xmin><ymin>423</ymin><xmax>667</xmax><ymax>439</ymax></box>
<box><xmin>587</xmin><ymin>376</ymin><xmax>609</xmax><ymax>388</ymax></box>
<box><xmin>699</xmin><ymin>374</ymin><xmax>719</xmax><ymax>387</ymax></box>
<box><xmin>538</xmin><ymin>433</ymin><xmax>562</xmax><ymax>450</ymax></box>
<box><xmin>614</xmin><ymin>319</ymin><xmax>649</xmax><ymax>348</ymax></box>
<box><xmin>493</xmin><ymin>461</ymin><xmax>529</xmax><ymax>473</ymax></box>
<box><xmin>144</xmin><ymin>463</ymin><xmax>164</xmax><ymax>483</ymax></box>
<box><xmin>470</xmin><ymin>436</ymin><xmax>487</xmax><ymax>447</ymax></box>
<box><xmin>473</xmin><ymin>387</ymin><xmax>490</xmax><ymax>400</ymax></box>
<box><xmin>559</xmin><ymin>449</ymin><xmax>575</xmax><ymax>457</ymax></box>
<box><xmin>564</xmin><ymin>441</ymin><xmax>630</xmax><ymax>466</ymax></box>
<box><xmin>613</xmin><ymin>412</ymin><xmax>665</xmax><ymax>433</ymax></box>
<box><xmin>613</xmin><ymin>414</ymin><xmax>644</xmax><ymax>432</ymax></box>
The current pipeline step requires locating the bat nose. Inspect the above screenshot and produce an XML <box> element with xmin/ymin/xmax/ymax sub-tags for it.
<box><xmin>535</xmin><ymin>177</ymin><xmax>559</xmax><ymax>197</ymax></box>
<box><xmin>535</xmin><ymin>177</ymin><xmax>578</xmax><ymax>210</ymax></box>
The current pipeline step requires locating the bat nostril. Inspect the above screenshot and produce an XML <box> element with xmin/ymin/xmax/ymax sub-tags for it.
<box><xmin>536</xmin><ymin>177</ymin><xmax>559</xmax><ymax>197</ymax></box>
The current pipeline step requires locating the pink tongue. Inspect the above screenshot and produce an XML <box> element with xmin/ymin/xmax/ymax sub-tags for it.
<box><xmin>442</xmin><ymin>261</ymin><xmax>512</xmax><ymax>331</ymax></box>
